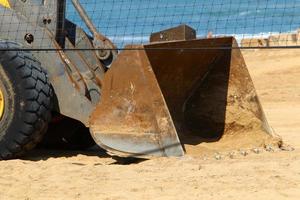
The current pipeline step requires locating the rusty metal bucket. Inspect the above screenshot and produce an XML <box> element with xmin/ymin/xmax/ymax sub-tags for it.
<box><xmin>89</xmin><ymin>37</ymin><xmax>280</xmax><ymax>157</ymax></box>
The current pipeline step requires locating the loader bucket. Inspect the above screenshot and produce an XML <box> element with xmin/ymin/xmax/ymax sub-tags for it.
<box><xmin>90</xmin><ymin>37</ymin><xmax>281</xmax><ymax>157</ymax></box>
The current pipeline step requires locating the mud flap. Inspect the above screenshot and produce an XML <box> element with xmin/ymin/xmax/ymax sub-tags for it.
<box><xmin>90</xmin><ymin>37</ymin><xmax>280</xmax><ymax>157</ymax></box>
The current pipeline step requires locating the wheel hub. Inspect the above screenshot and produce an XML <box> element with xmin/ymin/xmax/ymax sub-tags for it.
<box><xmin>0</xmin><ymin>88</ymin><xmax>4</xmax><ymax>120</ymax></box>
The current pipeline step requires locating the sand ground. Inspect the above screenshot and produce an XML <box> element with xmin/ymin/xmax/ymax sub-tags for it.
<box><xmin>0</xmin><ymin>49</ymin><xmax>299</xmax><ymax>200</ymax></box>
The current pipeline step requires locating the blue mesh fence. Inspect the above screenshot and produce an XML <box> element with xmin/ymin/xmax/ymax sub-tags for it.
<box><xmin>0</xmin><ymin>0</ymin><xmax>300</xmax><ymax>49</ymax></box>
<box><xmin>67</xmin><ymin>0</ymin><xmax>300</xmax><ymax>48</ymax></box>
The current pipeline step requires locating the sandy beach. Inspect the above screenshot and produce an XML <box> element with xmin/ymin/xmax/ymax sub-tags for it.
<box><xmin>0</xmin><ymin>49</ymin><xmax>299</xmax><ymax>200</ymax></box>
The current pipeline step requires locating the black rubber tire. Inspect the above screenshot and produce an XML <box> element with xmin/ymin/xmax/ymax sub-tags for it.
<box><xmin>0</xmin><ymin>41</ymin><xmax>52</xmax><ymax>159</ymax></box>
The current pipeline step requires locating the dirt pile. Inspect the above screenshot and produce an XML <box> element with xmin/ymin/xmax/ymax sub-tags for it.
<box><xmin>181</xmin><ymin>48</ymin><xmax>282</xmax><ymax>156</ymax></box>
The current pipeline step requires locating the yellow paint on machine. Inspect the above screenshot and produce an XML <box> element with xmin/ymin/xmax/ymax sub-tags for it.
<box><xmin>0</xmin><ymin>0</ymin><xmax>10</xmax><ymax>8</ymax></box>
<box><xmin>0</xmin><ymin>88</ymin><xmax>4</xmax><ymax>120</ymax></box>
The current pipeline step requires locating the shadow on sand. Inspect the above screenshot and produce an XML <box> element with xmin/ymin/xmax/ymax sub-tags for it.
<box><xmin>21</xmin><ymin>147</ymin><xmax>147</xmax><ymax>165</ymax></box>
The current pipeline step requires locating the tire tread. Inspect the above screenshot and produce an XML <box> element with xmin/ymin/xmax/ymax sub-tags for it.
<box><xmin>0</xmin><ymin>41</ymin><xmax>52</xmax><ymax>159</ymax></box>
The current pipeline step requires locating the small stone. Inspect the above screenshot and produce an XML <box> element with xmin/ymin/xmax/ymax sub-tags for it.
<box><xmin>240</xmin><ymin>150</ymin><xmax>248</xmax><ymax>156</ymax></box>
<box><xmin>280</xmin><ymin>144</ymin><xmax>295</xmax><ymax>152</ymax></box>
<box><xmin>214</xmin><ymin>154</ymin><xmax>222</xmax><ymax>160</ymax></box>
<box><xmin>252</xmin><ymin>148</ymin><xmax>260</xmax><ymax>154</ymax></box>
<box><xmin>265</xmin><ymin>145</ymin><xmax>274</xmax><ymax>152</ymax></box>
<box><xmin>228</xmin><ymin>152</ymin><xmax>236</xmax><ymax>159</ymax></box>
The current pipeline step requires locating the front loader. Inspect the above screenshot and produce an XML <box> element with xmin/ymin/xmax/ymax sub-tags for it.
<box><xmin>0</xmin><ymin>0</ymin><xmax>281</xmax><ymax>159</ymax></box>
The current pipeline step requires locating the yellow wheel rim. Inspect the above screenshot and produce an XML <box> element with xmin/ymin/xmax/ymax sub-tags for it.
<box><xmin>0</xmin><ymin>88</ymin><xmax>4</xmax><ymax>120</ymax></box>
<box><xmin>0</xmin><ymin>0</ymin><xmax>11</xmax><ymax>8</ymax></box>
